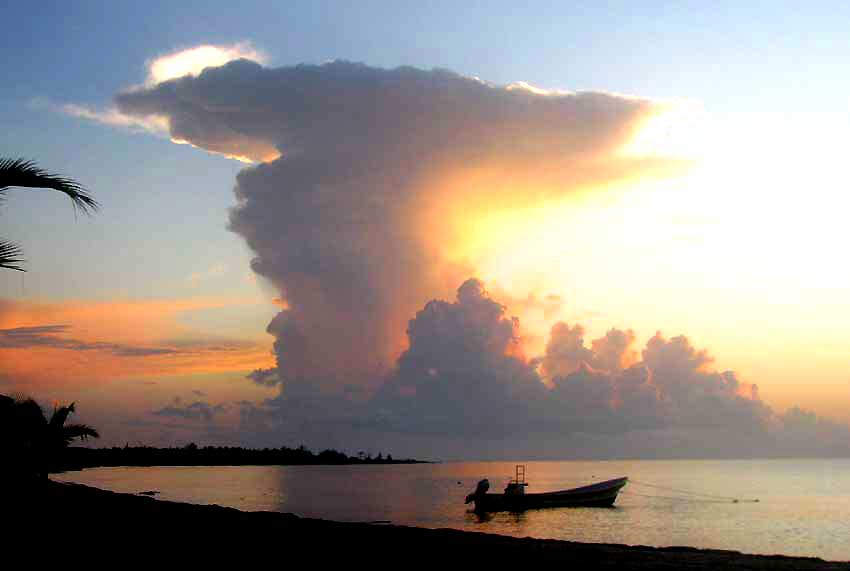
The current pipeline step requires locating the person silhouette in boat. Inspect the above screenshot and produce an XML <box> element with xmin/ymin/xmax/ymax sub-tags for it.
<box><xmin>465</xmin><ymin>478</ymin><xmax>490</xmax><ymax>503</ymax></box>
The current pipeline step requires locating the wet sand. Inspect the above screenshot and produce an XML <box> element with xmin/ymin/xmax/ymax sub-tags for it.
<box><xmin>11</xmin><ymin>480</ymin><xmax>848</xmax><ymax>568</ymax></box>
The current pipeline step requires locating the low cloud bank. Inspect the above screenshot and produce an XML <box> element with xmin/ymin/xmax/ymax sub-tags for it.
<box><xmin>152</xmin><ymin>397</ymin><xmax>227</xmax><ymax>422</ymax></box>
<box><xmin>243</xmin><ymin>279</ymin><xmax>849</xmax><ymax>459</ymax></box>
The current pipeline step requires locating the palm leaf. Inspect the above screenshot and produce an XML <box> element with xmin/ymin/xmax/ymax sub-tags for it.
<box><xmin>13</xmin><ymin>396</ymin><xmax>48</xmax><ymax>427</ymax></box>
<box><xmin>62</xmin><ymin>423</ymin><xmax>100</xmax><ymax>442</ymax></box>
<box><xmin>49</xmin><ymin>401</ymin><xmax>76</xmax><ymax>430</ymax></box>
<box><xmin>0</xmin><ymin>158</ymin><xmax>98</xmax><ymax>214</ymax></box>
<box><xmin>0</xmin><ymin>240</ymin><xmax>24</xmax><ymax>271</ymax></box>
<box><xmin>1</xmin><ymin>158</ymin><xmax>98</xmax><ymax>272</ymax></box>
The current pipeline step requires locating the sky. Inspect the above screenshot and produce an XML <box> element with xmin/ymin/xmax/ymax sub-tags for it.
<box><xmin>1</xmin><ymin>1</ymin><xmax>849</xmax><ymax>459</ymax></box>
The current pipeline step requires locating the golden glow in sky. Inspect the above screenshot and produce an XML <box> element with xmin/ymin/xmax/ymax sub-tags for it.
<box><xmin>59</xmin><ymin>43</ymin><xmax>278</xmax><ymax>164</ymax></box>
<box><xmin>146</xmin><ymin>43</ymin><xmax>267</xmax><ymax>85</ymax></box>
<box><xmin>453</xmin><ymin>107</ymin><xmax>850</xmax><ymax>421</ymax></box>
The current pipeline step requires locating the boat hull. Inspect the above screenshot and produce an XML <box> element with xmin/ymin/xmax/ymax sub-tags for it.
<box><xmin>470</xmin><ymin>477</ymin><xmax>628</xmax><ymax>512</ymax></box>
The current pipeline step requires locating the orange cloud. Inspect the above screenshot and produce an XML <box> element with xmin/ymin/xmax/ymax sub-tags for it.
<box><xmin>0</xmin><ymin>296</ymin><xmax>256</xmax><ymax>342</ymax></box>
<box><xmin>0</xmin><ymin>297</ymin><xmax>275</xmax><ymax>392</ymax></box>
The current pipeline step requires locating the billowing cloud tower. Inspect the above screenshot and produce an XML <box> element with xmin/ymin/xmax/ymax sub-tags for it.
<box><xmin>73</xmin><ymin>52</ymin><xmax>850</xmax><ymax>458</ymax></box>
<box><xmin>113</xmin><ymin>59</ymin><xmax>676</xmax><ymax>399</ymax></box>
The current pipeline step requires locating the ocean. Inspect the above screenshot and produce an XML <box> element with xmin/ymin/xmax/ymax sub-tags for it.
<box><xmin>55</xmin><ymin>458</ymin><xmax>850</xmax><ymax>561</ymax></box>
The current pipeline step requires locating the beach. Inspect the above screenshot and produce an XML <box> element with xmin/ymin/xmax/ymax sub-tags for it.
<box><xmin>12</xmin><ymin>479</ymin><xmax>847</xmax><ymax>569</ymax></box>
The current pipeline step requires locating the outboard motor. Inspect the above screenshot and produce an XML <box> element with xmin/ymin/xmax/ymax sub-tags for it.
<box><xmin>465</xmin><ymin>478</ymin><xmax>490</xmax><ymax>504</ymax></box>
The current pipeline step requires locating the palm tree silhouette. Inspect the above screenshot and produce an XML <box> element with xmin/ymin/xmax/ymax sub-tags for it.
<box><xmin>0</xmin><ymin>158</ymin><xmax>98</xmax><ymax>271</ymax></box>
<box><xmin>1</xmin><ymin>394</ymin><xmax>99</xmax><ymax>480</ymax></box>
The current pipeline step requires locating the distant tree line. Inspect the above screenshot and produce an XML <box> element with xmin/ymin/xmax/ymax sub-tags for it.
<box><xmin>60</xmin><ymin>443</ymin><xmax>424</xmax><ymax>471</ymax></box>
<box><xmin>1</xmin><ymin>392</ymin><xmax>424</xmax><ymax>479</ymax></box>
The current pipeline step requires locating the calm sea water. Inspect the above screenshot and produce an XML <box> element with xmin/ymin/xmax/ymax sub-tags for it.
<box><xmin>56</xmin><ymin>459</ymin><xmax>850</xmax><ymax>561</ymax></box>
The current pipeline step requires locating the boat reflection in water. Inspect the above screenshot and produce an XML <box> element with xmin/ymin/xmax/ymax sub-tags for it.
<box><xmin>465</xmin><ymin>465</ymin><xmax>628</xmax><ymax>512</ymax></box>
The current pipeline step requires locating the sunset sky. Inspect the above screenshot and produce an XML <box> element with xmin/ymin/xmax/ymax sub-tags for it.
<box><xmin>2</xmin><ymin>1</ymin><xmax>849</xmax><ymax>458</ymax></box>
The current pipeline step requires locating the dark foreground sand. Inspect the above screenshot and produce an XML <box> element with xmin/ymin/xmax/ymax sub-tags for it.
<box><xmin>9</xmin><ymin>480</ymin><xmax>848</xmax><ymax>569</ymax></box>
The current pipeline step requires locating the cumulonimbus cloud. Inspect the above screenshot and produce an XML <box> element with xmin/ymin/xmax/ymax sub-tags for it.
<box><xmin>99</xmin><ymin>57</ymin><xmax>684</xmax><ymax>397</ymax></box>
<box><xmin>69</xmin><ymin>49</ymin><xmax>849</xmax><ymax>457</ymax></box>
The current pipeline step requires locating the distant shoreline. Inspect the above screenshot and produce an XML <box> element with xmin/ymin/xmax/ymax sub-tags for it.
<box><xmin>58</xmin><ymin>444</ymin><xmax>429</xmax><ymax>472</ymax></box>
<box><xmin>13</xmin><ymin>479</ymin><xmax>847</xmax><ymax>569</ymax></box>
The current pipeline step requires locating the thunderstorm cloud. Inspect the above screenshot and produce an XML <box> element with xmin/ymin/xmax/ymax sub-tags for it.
<box><xmin>61</xmin><ymin>49</ymin><xmax>850</xmax><ymax>458</ymax></box>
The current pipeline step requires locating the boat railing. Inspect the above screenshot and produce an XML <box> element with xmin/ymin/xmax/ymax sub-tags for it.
<box><xmin>505</xmin><ymin>464</ymin><xmax>528</xmax><ymax>495</ymax></box>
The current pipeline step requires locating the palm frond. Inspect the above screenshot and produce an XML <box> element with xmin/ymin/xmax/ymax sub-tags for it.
<box><xmin>0</xmin><ymin>158</ymin><xmax>98</xmax><ymax>215</ymax></box>
<box><xmin>0</xmin><ymin>240</ymin><xmax>25</xmax><ymax>271</ymax></box>
<box><xmin>62</xmin><ymin>423</ymin><xmax>100</xmax><ymax>442</ymax></box>
<box><xmin>49</xmin><ymin>401</ymin><xmax>76</xmax><ymax>430</ymax></box>
<box><xmin>12</xmin><ymin>396</ymin><xmax>48</xmax><ymax>427</ymax></box>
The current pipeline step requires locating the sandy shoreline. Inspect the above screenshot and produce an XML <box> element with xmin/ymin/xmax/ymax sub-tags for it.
<box><xmin>10</xmin><ymin>479</ymin><xmax>847</xmax><ymax>568</ymax></box>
